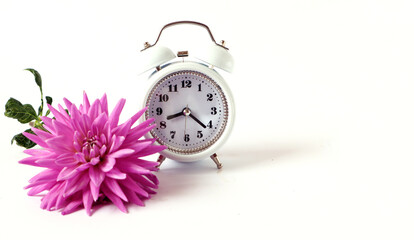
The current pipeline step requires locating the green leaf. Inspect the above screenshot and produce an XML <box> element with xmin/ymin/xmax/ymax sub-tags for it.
<box><xmin>38</xmin><ymin>105</ymin><xmax>43</xmax><ymax>116</ymax></box>
<box><xmin>24</xmin><ymin>68</ymin><xmax>42</xmax><ymax>90</ymax></box>
<box><xmin>45</xmin><ymin>97</ymin><xmax>53</xmax><ymax>116</ymax></box>
<box><xmin>46</xmin><ymin>96</ymin><xmax>53</xmax><ymax>105</ymax></box>
<box><xmin>25</xmin><ymin>68</ymin><xmax>44</xmax><ymax>116</ymax></box>
<box><xmin>11</xmin><ymin>129</ymin><xmax>37</xmax><ymax>149</ymax></box>
<box><xmin>4</xmin><ymin>98</ymin><xmax>38</xmax><ymax>123</ymax></box>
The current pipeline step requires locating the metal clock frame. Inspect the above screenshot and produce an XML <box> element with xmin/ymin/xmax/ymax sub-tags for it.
<box><xmin>143</xmin><ymin>61</ymin><xmax>235</xmax><ymax>168</ymax></box>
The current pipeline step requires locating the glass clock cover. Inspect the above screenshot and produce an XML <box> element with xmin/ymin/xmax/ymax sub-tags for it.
<box><xmin>145</xmin><ymin>70</ymin><xmax>229</xmax><ymax>155</ymax></box>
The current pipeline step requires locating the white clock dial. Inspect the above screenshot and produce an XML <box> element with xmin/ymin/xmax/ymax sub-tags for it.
<box><xmin>145</xmin><ymin>70</ymin><xmax>229</xmax><ymax>155</ymax></box>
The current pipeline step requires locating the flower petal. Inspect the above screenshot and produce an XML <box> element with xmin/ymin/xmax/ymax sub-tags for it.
<box><xmin>92</xmin><ymin>112</ymin><xmax>108</xmax><ymax>133</ymax></box>
<box><xmin>100</xmin><ymin>156</ymin><xmax>116</xmax><ymax>172</ymax></box>
<box><xmin>76</xmin><ymin>163</ymin><xmax>91</xmax><ymax>172</ymax></box>
<box><xmin>27</xmin><ymin>181</ymin><xmax>55</xmax><ymax>196</ymax></box>
<box><xmin>100</xmin><ymin>93</ymin><xmax>108</xmax><ymax>115</ymax></box>
<box><xmin>99</xmin><ymin>145</ymin><xmax>107</xmax><ymax>157</ymax></box>
<box><xmin>63</xmin><ymin>174</ymin><xmax>89</xmax><ymax>198</ymax></box>
<box><xmin>83</xmin><ymin>189</ymin><xmax>93</xmax><ymax>216</ymax></box>
<box><xmin>89</xmin><ymin>166</ymin><xmax>105</xmax><ymax>187</ymax></box>
<box><xmin>120</xmin><ymin>176</ymin><xmax>149</xmax><ymax>198</ymax></box>
<box><xmin>40</xmin><ymin>116</ymin><xmax>56</xmax><ymax>134</ymax></box>
<box><xmin>32</xmin><ymin>127</ymin><xmax>54</xmax><ymax>141</ymax></box>
<box><xmin>74</xmin><ymin>152</ymin><xmax>86</xmax><ymax>163</ymax></box>
<box><xmin>117</xmin><ymin>161</ymin><xmax>151</xmax><ymax>175</ymax></box>
<box><xmin>145</xmin><ymin>173</ymin><xmax>159</xmax><ymax>186</ymax></box>
<box><xmin>134</xmin><ymin>145</ymin><xmax>167</xmax><ymax>158</ymax></box>
<box><xmin>129</xmin><ymin>107</ymin><xmax>147</xmax><ymax>126</ymax></box>
<box><xmin>63</xmin><ymin>97</ymin><xmax>74</xmax><ymax>112</ymax></box>
<box><xmin>43</xmin><ymin>184</ymin><xmax>62</xmax><ymax>210</ymax></box>
<box><xmin>19</xmin><ymin>156</ymin><xmax>40</xmax><ymax>166</ymax></box>
<box><xmin>28</xmin><ymin>169</ymin><xmax>59</xmax><ymax>183</ymax></box>
<box><xmin>25</xmin><ymin>179</ymin><xmax>55</xmax><ymax>189</ymax></box>
<box><xmin>52</xmin><ymin>119</ymin><xmax>74</xmax><ymax>137</ymax></box>
<box><xmin>106</xmin><ymin>167</ymin><xmax>127</xmax><ymax>180</ymax></box>
<box><xmin>109</xmin><ymin>98</ymin><xmax>126</xmax><ymax>128</ymax></box>
<box><xmin>47</xmin><ymin>104</ymin><xmax>70</xmax><ymax>125</ymax></box>
<box><xmin>130</xmin><ymin>174</ymin><xmax>158</xmax><ymax>189</ymax></box>
<box><xmin>112</xmin><ymin>119</ymin><xmax>132</xmax><ymax>138</ymax></box>
<box><xmin>108</xmin><ymin>148</ymin><xmax>134</xmax><ymax>159</ymax></box>
<box><xmin>127</xmin><ymin>139</ymin><xmax>155</xmax><ymax>154</ymax></box>
<box><xmin>131</xmin><ymin>158</ymin><xmax>159</xmax><ymax>171</ymax></box>
<box><xmin>88</xmin><ymin>98</ymin><xmax>101</xmax><ymax>120</ymax></box>
<box><xmin>81</xmin><ymin>91</ymin><xmax>91</xmax><ymax>114</ymax></box>
<box><xmin>101</xmin><ymin>184</ymin><xmax>128</xmax><ymax>213</ymax></box>
<box><xmin>90</xmin><ymin>181</ymin><xmax>100</xmax><ymax>202</ymax></box>
<box><xmin>57</xmin><ymin>166</ymin><xmax>78</xmax><ymax>181</ymax></box>
<box><xmin>58</xmin><ymin>104</ymin><xmax>70</xmax><ymax>119</ymax></box>
<box><xmin>23</xmin><ymin>148</ymin><xmax>50</xmax><ymax>156</ymax></box>
<box><xmin>35</xmin><ymin>158</ymin><xmax>59</xmax><ymax>168</ymax></box>
<box><xmin>122</xmin><ymin>187</ymin><xmax>145</xmax><ymax>206</ymax></box>
<box><xmin>103</xmin><ymin>178</ymin><xmax>128</xmax><ymax>202</ymax></box>
<box><xmin>53</xmin><ymin>183</ymin><xmax>66</xmax><ymax>210</ymax></box>
<box><xmin>23</xmin><ymin>130</ymin><xmax>48</xmax><ymax>148</ymax></box>
<box><xmin>90</xmin><ymin>157</ymin><xmax>100</xmax><ymax>166</ymax></box>
<box><xmin>46</xmin><ymin>136</ymin><xmax>74</xmax><ymax>153</ymax></box>
<box><xmin>123</xmin><ymin>124</ymin><xmax>156</xmax><ymax>147</ymax></box>
<box><xmin>108</xmin><ymin>136</ymin><xmax>125</xmax><ymax>153</ymax></box>
<box><xmin>70</xmin><ymin>105</ymin><xmax>86</xmax><ymax>135</ymax></box>
<box><xmin>61</xmin><ymin>199</ymin><xmax>83</xmax><ymax>215</ymax></box>
<box><xmin>55</xmin><ymin>154</ymin><xmax>77</xmax><ymax>167</ymax></box>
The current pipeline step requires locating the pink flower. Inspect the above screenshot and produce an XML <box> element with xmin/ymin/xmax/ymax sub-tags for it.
<box><xmin>20</xmin><ymin>92</ymin><xmax>166</xmax><ymax>215</ymax></box>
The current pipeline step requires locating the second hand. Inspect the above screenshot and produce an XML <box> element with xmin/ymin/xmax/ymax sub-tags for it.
<box><xmin>184</xmin><ymin>105</ymin><xmax>188</xmax><ymax>137</ymax></box>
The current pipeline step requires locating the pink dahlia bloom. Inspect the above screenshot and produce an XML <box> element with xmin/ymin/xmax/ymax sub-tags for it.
<box><xmin>20</xmin><ymin>92</ymin><xmax>165</xmax><ymax>215</ymax></box>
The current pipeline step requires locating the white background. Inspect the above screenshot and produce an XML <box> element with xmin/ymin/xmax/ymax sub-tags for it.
<box><xmin>1</xmin><ymin>0</ymin><xmax>414</xmax><ymax>239</ymax></box>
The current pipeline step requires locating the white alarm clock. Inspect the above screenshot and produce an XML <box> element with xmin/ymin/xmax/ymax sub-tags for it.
<box><xmin>139</xmin><ymin>21</ymin><xmax>234</xmax><ymax>169</ymax></box>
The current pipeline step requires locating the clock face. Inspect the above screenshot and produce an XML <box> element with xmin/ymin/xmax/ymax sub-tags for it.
<box><xmin>145</xmin><ymin>70</ymin><xmax>229</xmax><ymax>155</ymax></box>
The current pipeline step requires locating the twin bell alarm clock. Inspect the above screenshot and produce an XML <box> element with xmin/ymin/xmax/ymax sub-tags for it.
<box><xmin>138</xmin><ymin>21</ymin><xmax>234</xmax><ymax>169</ymax></box>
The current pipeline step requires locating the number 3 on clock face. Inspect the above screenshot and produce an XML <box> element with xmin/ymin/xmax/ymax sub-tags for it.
<box><xmin>145</xmin><ymin>69</ymin><xmax>229</xmax><ymax>157</ymax></box>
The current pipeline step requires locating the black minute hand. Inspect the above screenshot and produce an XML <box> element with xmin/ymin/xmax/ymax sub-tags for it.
<box><xmin>166</xmin><ymin>112</ymin><xmax>183</xmax><ymax>120</ymax></box>
<box><xmin>189</xmin><ymin>114</ymin><xmax>206</xmax><ymax>128</ymax></box>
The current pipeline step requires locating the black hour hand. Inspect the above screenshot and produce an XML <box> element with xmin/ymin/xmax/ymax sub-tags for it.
<box><xmin>166</xmin><ymin>112</ymin><xmax>183</xmax><ymax>120</ymax></box>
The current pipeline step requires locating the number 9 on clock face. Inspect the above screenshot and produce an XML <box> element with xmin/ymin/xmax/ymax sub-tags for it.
<box><xmin>145</xmin><ymin>69</ymin><xmax>229</xmax><ymax>157</ymax></box>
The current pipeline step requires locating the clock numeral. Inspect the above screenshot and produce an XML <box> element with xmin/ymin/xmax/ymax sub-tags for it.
<box><xmin>184</xmin><ymin>134</ymin><xmax>190</xmax><ymax>142</ymax></box>
<box><xmin>160</xmin><ymin>121</ymin><xmax>167</xmax><ymax>129</ymax></box>
<box><xmin>207</xmin><ymin>93</ymin><xmax>213</xmax><ymax>101</ymax></box>
<box><xmin>197</xmin><ymin>131</ymin><xmax>203</xmax><ymax>138</ymax></box>
<box><xmin>159</xmin><ymin>94</ymin><xmax>169</xmax><ymax>102</ymax></box>
<box><xmin>156</xmin><ymin>107</ymin><xmax>163</xmax><ymax>115</ymax></box>
<box><xmin>181</xmin><ymin>80</ymin><xmax>192</xmax><ymax>88</ymax></box>
<box><xmin>207</xmin><ymin>120</ymin><xmax>213</xmax><ymax>128</ymax></box>
<box><xmin>198</xmin><ymin>84</ymin><xmax>202</xmax><ymax>92</ymax></box>
<box><xmin>168</xmin><ymin>84</ymin><xmax>178</xmax><ymax>92</ymax></box>
<box><xmin>170</xmin><ymin>131</ymin><xmax>176</xmax><ymax>139</ymax></box>
<box><xmin>211</xmin><ymin>107</ymin><xmax>217</xmax><ymax>115</ymax></box>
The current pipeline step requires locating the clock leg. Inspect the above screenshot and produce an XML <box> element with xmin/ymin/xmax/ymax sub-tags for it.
<box><xmin>157</xmin><ymin>155</ymin><xmax>166</xmax><ymax>168</ymax></box>
<box><xmin>210</xmin><ymin>153</ymin><xmax>222</xmax><ymax>169</ymax></box>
